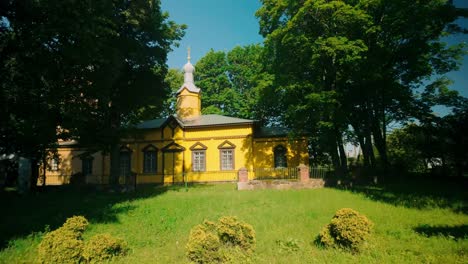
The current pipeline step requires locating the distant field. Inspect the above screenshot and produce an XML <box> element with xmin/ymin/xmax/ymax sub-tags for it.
<box><xmin>0</xmin><ymin>180</ymin><xmax>466</xmax><ymax>263</ymax></box>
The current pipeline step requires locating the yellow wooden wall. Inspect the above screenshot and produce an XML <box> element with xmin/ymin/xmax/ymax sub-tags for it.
<box><xmin>41</xmin><ymin>124</ymin><xmax>309</xmax><ymax>185</ymax></box>
<box><xmin>40</xmin><ymin>148</ymin><xmax>106</xmax><ymax>185</ymax></box>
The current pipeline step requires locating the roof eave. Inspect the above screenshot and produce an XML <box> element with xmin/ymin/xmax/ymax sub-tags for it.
<box><xmin>183</xmin><ymin>121</ymin><xmax>254</xmax><ymax>129</ymax></box>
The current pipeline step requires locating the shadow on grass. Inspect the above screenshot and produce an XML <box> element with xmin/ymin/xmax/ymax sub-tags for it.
<box><xmin>414</xmin><ymin>224</ymin><xmax>468</xmax><ymax>240</ymax></box>
<box><xmin>332</xmin><ymin>176</ymin><xmax>467</xmax><ymax>213</ymax></box>
<box><xmin>0</xmin><ymin>183</ymin><xmax>206</xmax><ymax>250</ymax></box>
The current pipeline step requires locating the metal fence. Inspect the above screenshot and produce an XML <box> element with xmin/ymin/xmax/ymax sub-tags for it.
<box><xmin>309</xmin><ymin>166</ymin><xmax>333</xmax><ymax>179</ymax></box>
<box><xmin>253</xmin><ymin>167</ymin><xmax>299</xmax><ymax>180</ymax></box>
<box><xmin>42</xmin><ymin>166</ymin><xmax>334</xmax><ymax>186</ymax></box>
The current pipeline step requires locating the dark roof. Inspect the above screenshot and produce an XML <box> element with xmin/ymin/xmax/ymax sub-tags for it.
<box><xmin>136</xmin><ymin>115</ymin><xmax>254</xmax><ymax>129</ymax></box>
<box><xmin>254</xmin><ymin>126</ymin><xmax>290</xmax><ymax>138</ymax></box>
<box><xmin>136</xmin><ymin>118</ymin><xmax>167</xmax><ymax>129</ymax></box>
<box><xmin>179</xmin><ymin>115</ymin><xmax>253</xmax><ymax>128</ymax></box>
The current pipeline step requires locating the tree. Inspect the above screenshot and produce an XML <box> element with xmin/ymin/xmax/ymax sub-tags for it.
<box><xmin>256</xmin><ymin>0</ymin><xmax>467</xmax><ymax>177</ymax></box>
<box><xmin>194</xmin><ymin>49</ymin><xmax>234</xmax><ymax>115</ymax></box>
<box><xmin>194</xmin><ymin>45</ymin><xmax>273</xmax><ymax>122</ymax></box>
<box><xmin>160</xmin><ymin>68</ymin><xmax>184</xmax><ymax>118</ymax></box>
<box><xmin>0</xmin><ymin>0</ymin><xmax>185</xmax><ymax>188</ymax></box>
<box><xmin>226</xmin><ymin>45</ymin><xmax>274</xmax><ymax>122</ymax></box>
<box><xmin>387</xmin><ymin>102</ymin><xmax>468</xmax><ymax>177</ymax></box>
<box><xmin>257</xmin><ymin>0</ymin><xmax>373</xmax><ymax>174</ymax></box>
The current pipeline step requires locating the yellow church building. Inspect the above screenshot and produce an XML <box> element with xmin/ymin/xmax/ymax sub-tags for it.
<box><xmin>41</xmin><ymin>54</ymin><xmax>309</xmax><ymax>185</ymax></box>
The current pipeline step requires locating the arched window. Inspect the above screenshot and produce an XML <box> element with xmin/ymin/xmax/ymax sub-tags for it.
<box><xmin>142</xmin><ymin>145</ymin><xmax>158</xmax><ymax>173</ymax></box>
<box><xmin>274</xmin><ymin>145</ymin><xmax>287</xmax><ymax>168</ymax></box>
<box><xmin>81</xmin><ymin>156</ymin><xmax>94</xmax><ymax>176</ymax></box>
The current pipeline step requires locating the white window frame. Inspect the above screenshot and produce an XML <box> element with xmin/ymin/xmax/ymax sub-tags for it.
<box><xmin>192</xmin><ymin>150</ymin><xmax>206</xmax><ymax>172</ymax></box>
<box><xmin>220</xmin><ymin>149</ymin><xmax>234</xmax><ymax>171</ymax></box>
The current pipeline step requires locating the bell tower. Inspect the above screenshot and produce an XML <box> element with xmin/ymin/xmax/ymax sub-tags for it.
<box><xmin>176</xmin><ymin>47</ymin><xmax>201</xmax><ymax>120</ymax></box>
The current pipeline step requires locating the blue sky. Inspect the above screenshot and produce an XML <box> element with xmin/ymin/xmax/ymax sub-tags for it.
<box><xmin>162</xmin><ymin>0</ymin><xmax>467</xmax><ymax>98</ymax></box>
<box><xmin>161</xmin><ymin>0</ymin><xmax>262</xmax><ymax>68</ymax></box>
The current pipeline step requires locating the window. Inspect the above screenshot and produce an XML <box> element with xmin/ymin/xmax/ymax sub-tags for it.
<box><xmin>143</xmin><ymin>151</ymin><xmax>157</xmax><ymax>173</ymax></box>
<box><xmin>120</xmin><ymin>151</ymin><xmax>131</xmax><ymax>177</ymax></box>
<box><xmin>50</xmin><ymin>158</ymin><xmax>59</xmax><ymax>171</ymax></box>
<box><xmin>142</xmin><ymin>145</ymin><xmax>158</xmax><ymax>174</ymax></box>
<box><xmin>82</xmin><ymin>157</ymin><xmax>93</xmax><ymax>175</ymax></box>
<box><xmin>274</xmin><ymin>145</ymin><xmax>287</xmax><ymax>168</ymax></box>
<box><xmin>220</xmin><ymin>149</ymin><xmax>234</xmax><ymax>170</ymax></box>
<box><xmin>192</xmin><ymin>150</ymin><xmax>206</xmax><ymax>172</ymax></box>
<box><xmin>218</xmin><ymin>140</ymin><xmax>235</xmax><ymax>171</ymax></box>
<box><xmin>190</xmin><ymin>142</ymin><xmax>207</xmax><ymax>172</ymax></box>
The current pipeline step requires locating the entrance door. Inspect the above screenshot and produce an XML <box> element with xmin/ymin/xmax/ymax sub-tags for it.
<box><xmin>162</xmin><ymin>142</ymin><xmax>186</xmax><ymax>184</ymax></box>
<box><xmin>120</xmin><ymin>152</ymin><xmax>131</xmax><ymax>183</ymax></box>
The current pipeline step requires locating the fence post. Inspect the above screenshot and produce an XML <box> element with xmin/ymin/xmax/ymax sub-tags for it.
<box><xmin>237</xmin><ymin>168</ymin><xmax>250</xmax><ymax>190</ymax></box>
<box><xmin>298</xmin><ymin>164</ymin><xmax>309</xmax><ymax>183</ymax></box>
<box><xmin>238</xmin><ymin>167</ymin><xmax>249</xmax><ymax>183</ymax></box>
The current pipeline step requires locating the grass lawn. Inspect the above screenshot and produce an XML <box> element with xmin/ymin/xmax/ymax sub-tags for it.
<box><xmin>0</xmin><ymin>179</ymin><xmax>467</xmax><ymax>263</ymax></box>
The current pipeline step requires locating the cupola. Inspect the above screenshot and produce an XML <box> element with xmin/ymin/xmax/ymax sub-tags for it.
<box><xmin>176</xmin><ymin>47</ymin><xmax>201</xmax><ymax>119</ymax></box>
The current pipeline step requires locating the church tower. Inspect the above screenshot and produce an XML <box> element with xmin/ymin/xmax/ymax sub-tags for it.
<box><xmin>176</xmin><ymin>48</ymin><xmax>201</xmax><ymax>120</ymax></box>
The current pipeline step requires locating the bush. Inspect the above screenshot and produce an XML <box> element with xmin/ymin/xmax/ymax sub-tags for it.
<box><xmin>37</xmin><ymin>227</ymin><xmax>84</xmax><ymax>263</ymax></box>
<box><xmin>217</xmin><ymin>216</ymin><xmax>255</xmax><ymax>252</ymax></box>
<box><xmin>82</xmin><ymin>233</ymin><xmax>128</xmax><ymax>263</ymax></box>
<box><xmin>62</xmin><ymin>215</ymin><xmax>89</xmax><ymax>234</ymax></box>
<box><xmin>318</xmin><ymin>208</ymin><xmax>373</xmax><ymax>251</ymax></box>
<box><xmin>37</xmin><ymin>216</ymin><xmax>129</xmax><ymax>263</ymax></box>
<box><xmin>186</xmin><ymin>216</ymin><xmax>256</xmax><ymax>263</ymax></box>
<box><xmin>187</xmin><ymin>222</ymin><xmax>223</xmax><ymax>263</ymax></box>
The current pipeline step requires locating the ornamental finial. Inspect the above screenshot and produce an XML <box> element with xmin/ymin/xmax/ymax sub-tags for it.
<box><xmin>187</xmin><ymin>46</ymin><xmax>191</xmax><ymax>62</ymax></box>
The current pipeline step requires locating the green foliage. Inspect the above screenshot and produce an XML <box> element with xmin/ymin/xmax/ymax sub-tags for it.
<box><xmin>62</xmin><ymin>216</ymin><xmax>89</xmax><ymax>234</ymax></box>
<box><xmin>37</xmin><ymin>216</ymin><xmax>88</xmax><ymax>263</ymax></box>
<box><xmin>186</xmin><ymin>216</ymin><xmax>256</xmax><ymax>263</ymax></box>
<box><xmin>256</xmin><ymin>0</ymin><xmax>467</xmax><ymax>172</ymax></box>
<box><xmin>275</xmin><ymin>238</ymin><xmax>300</xmax><ymax>252</ymax></box>
<box><xmin>37</xmin><ymin>228</ymin><xmax>84</xmax><ymax>264</ymax></box>
<box><xmin>82</xmin><ymin>234</ymin><xmax>128</xmax><ymax>263</ymax></box>
<box><xmin>319</xmin><ymin>208</ymin><xmax>373</xmax><ymax>252</ymax></box>
<box><xmin>388</xmin><ymin>105</ymin><xmax>468</xmax><ymax>176</ymax></box>
<box><xmin>186</xmin><ymin>222</ymin><xmax>223</xmax><ymax>263</ymax></box>
<box><xmin>194</xmin><ymin>45</ymin><xmax>273</xmax><ymax>122</ymax></box>
<box><xmin>160</xmin><ymin>68</ymin><xmax>184</xmax><ymax>118</ymax></box>
<box><xmin>37</xmin><ymin>215</ymin><xmax>127</xmax><ymax>263</ymax></box>
<box><xmin>217</xmin><ymin>216</ymin><xmax>256</xmax><ymax>252</ymax></box>
<box><xmin>0</xmin><ymin>0</ymin><xmax>185</xmax><ymax>185</ymax></box>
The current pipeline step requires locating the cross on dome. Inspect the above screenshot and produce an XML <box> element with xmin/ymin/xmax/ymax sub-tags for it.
<box><xmin>187</xmin><ymin>46</ymin><xmax>191</xmax><ymax>62</ymax></box>
<box><xmin>177</xmin><ymin>46</ymin><xmax>200</xmax><ymax>94</ymax></box>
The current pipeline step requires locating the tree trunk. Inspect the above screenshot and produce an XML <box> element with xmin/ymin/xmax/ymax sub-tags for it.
<box><xmin>29</xmin><ymin>158</ymin><xmax>39</xmax><ymax>192</ymax></box>
<box><xmin>357</xmin><ymin>134</ymin><xmax>369</xmax><ymax>167</ymax></box>
<box><xmin>109</xmin><ymin>106</ymin><xmax>121</xmax><ymax>186</ymax></box>
<box><xmin>42</xmin><ymin>157</ymin><xmax>47</xmax><ymax>187</ymax></box>
<box><xmin>330</xmin><ymin>138</ymin><xmax>341</xmax><ymax>175</ymax></box>
<box><xmin>364</xmin><ymin>133</ymin><xmax>376</xmax><ymax>168</ymax></box>
<box><xmin>372</xmin><ymin>120</ymin><xmax>388</xmax><ymax>167</ymax></box>
<box><xmin>336</xmin><ymin>132</ymin><xmax>348</xmax><ymax>174</ymax></box>
<box><xmin>109</xmin><ymin>144</ymin><xmax>120</xmax><ymax>186</ymax></box>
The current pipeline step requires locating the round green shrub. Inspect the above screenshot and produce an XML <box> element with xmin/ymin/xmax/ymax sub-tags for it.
<box><xmin>318</xmin><ymin>208</ymin><xmax>373</xmax><ymax>251</ymax></box>
<box><xmin>37</xmin><ymin>216</ymin><xmax>129</xmax><ymax>263</ymax></box>
<box><xmin>217</xmin><ymin>216</ymin><xmax>255</xmax><ymax>252</ymax></box>
<box><xmin>186</xmin><ymin>217</ymin><xmax>256</xmax><ymax>263</ymax></box>
<box><xmin>82</xmin><ymin>233</ymin><xmax>128</xmax><ymax>263</ymax></box>
<box><xmin>37</xmin><ymin>228</ymin><xmax>84</xmax><ymax>263</ymax></box>
<box><xmin>37</xmin><ymin>216</ymin><xmax>89</xmax><ymax>263</ymax></box>
<box><xmin>62</xmin><ymin>215</ymin><xmax>89</xmax><ymax>234</ymax></box>
<box><xmin>186</xmin><ymin>223</ymin><xmax>223</xmax><ymax>263</ymax></box>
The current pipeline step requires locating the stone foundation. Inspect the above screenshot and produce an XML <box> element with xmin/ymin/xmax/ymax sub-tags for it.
<box><xmin>237</xmin><ymin>179</ymin><xmax>325</xmax><ymax>191</ymax></box>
